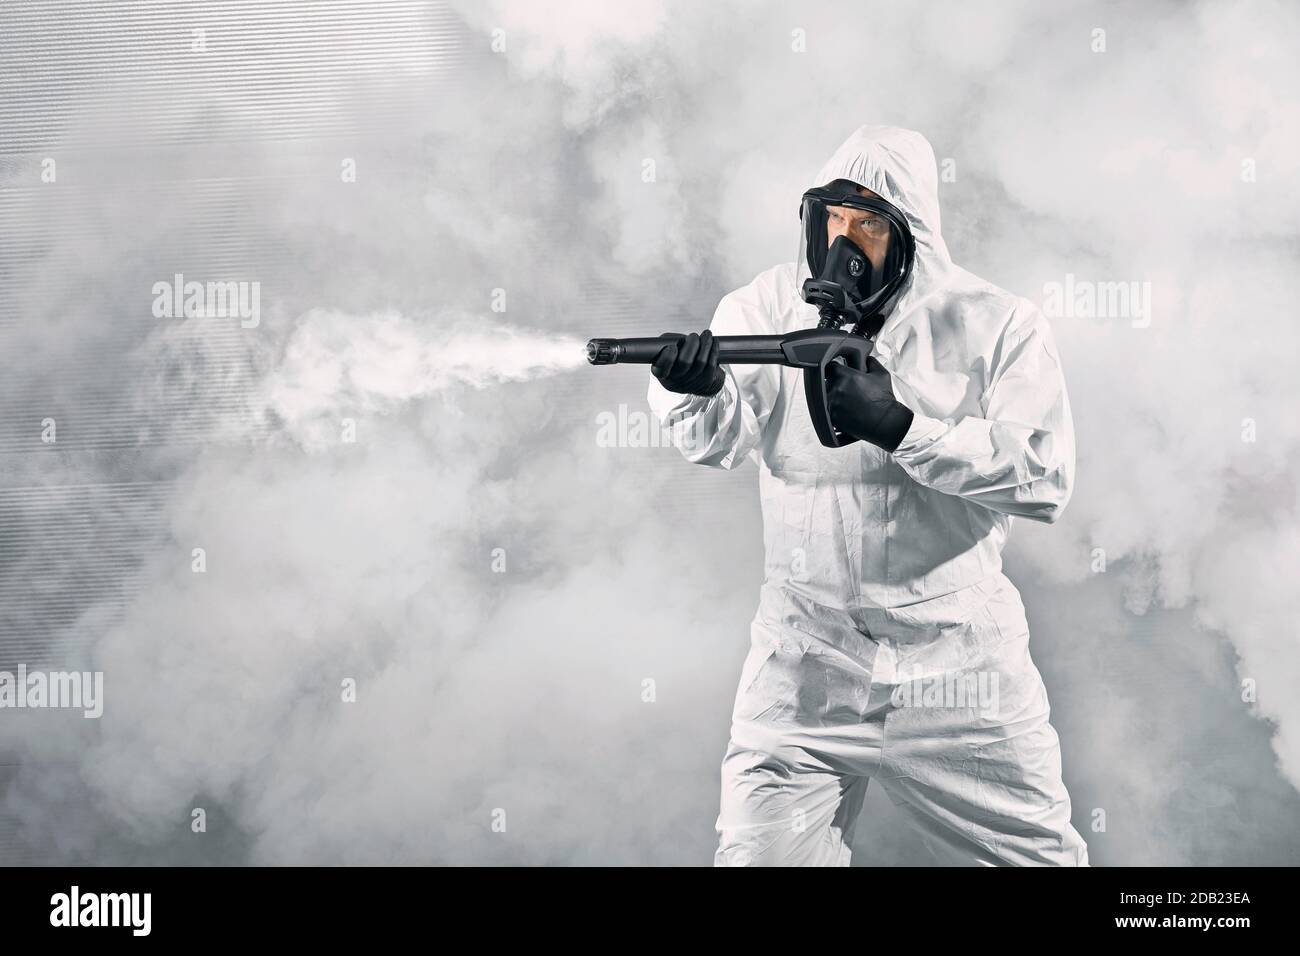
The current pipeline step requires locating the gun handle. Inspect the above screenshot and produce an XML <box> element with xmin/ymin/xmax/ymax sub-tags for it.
<box><xmin>802</xmin><ymin>335</ymin><xmax>872</xmax><ymax>448</ymax></box>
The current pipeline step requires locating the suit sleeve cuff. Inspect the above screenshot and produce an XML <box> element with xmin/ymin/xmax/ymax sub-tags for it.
<box><xmin>891</xmin><ymin>412</ymin><xmax>948</xmax><ymax>460</ymax></box>
<box><xmin>647</xmin><ymin>371</ymin><xmax>732</xmax><ymax>424</ymax></box>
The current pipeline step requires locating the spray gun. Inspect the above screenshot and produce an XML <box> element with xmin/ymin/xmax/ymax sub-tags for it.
<box><xmin>586</xmin><ymin>313</ymin><xmax>878</xmax><ymax>449</ymax></box>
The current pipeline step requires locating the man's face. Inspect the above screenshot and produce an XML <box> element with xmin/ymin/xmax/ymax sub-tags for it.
<box><xmin>824</xmin><ymin>187</ymin><xmax>892</xmax><ymax>272</ymax></box>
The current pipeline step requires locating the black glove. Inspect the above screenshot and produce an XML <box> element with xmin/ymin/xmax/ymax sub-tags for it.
<box><xmin>651</xmin><ymin>330</ymin><xmax>725</xmax><ymax>397</ymax></box>
<box><xmin>825</xmin><ymin>357</ymin><xmax>915</xmax><ymax>452</ymax></box>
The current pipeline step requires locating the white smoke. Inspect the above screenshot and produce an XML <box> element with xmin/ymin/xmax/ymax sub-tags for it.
<box><xmin>4</xmin><ymin>0</ymin><xmax>1300</xmax><ymax>866</ymax></box>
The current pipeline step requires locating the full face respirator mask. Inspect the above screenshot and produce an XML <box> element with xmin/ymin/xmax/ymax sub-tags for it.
<box><xmin>797</xmin><ymin>182</ymin><xmax>915</xmax><ymax>337</ymax></box>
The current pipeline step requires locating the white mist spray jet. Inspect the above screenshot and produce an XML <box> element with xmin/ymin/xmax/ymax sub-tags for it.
<box><xmin>265</xmin><ymin>309</ymin><xmax>587</xmax><ymax>439</ymax></box>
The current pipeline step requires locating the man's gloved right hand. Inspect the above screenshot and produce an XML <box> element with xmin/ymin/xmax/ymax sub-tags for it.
<box><xmin>651</xmin><ymin>330</ymin><xmax>725</xmax><ymax>397</ymax></box>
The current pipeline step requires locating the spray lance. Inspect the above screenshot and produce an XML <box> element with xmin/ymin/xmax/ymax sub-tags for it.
<box><xmin>586</xmin><ymin>187</ymin><xmax>916</xmax><ymax>449</ymax></box>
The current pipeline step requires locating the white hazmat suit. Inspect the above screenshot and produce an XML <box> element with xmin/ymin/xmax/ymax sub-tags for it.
<box><xmin>648</xmin><ymin>126</ymin><xmax>1089</xmax><ymax>867</ymax></box>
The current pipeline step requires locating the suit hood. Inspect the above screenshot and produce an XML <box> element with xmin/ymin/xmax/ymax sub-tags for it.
<box><xmin>808</xmin><ymin>125</ymin><xmax>955</xmax><ymax>327</ymax></box>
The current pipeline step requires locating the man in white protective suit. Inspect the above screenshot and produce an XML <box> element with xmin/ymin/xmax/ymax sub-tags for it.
<box><xmin>646</xmin><ymin>125</ymin><xmax>1090</xmax><ymax>867</ymax></box>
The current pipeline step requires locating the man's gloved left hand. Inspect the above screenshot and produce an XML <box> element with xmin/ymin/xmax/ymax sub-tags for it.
<box><xmin>825</xmin><ymin>357</ymin><xmax>915</xmax><ymax>453</ymax></box>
